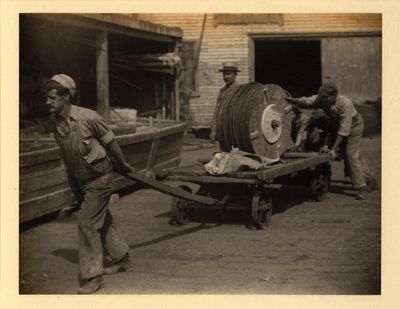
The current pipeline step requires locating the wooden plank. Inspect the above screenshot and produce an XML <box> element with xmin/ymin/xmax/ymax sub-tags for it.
<box><xmin>113</xmin><ymin>157</ymin><xmax>181</xmax><ymax>190</ymax></box>
<box><xmin>282</xmin><ymin>152</ymin><xmax>320</xmax><ymax>158</ymax></box>
<box><xmin>248</xmin><ymin>35</ymin><xmax>255</xmax><ymax>82</ymax></box>
<box><xmin>20</xmin><ymin>159</ymin><xmax>65</xmax><ymax>177</ymax></box>
<box><xmin>20</xmin><ymin>182</ymin><xmax>70</xmax><ymax>202</ymax></box>
<box><xmin>30</xmin><ymin>14</ymin><xmax>181</xmax><ymax>43</ymax></box>
<box><xmin>20</xmin><ymin>137</ymin><xmax>56</xmax><ymax>143</ymax></box>
<box><xmin>20</xmin><ymin>171</ymin><xmax>69</xmax><ymax>195</ymax></box>
<box><xmin>146</xmin><ymin>138</ymin><xmax>160</xmax><ymax>171</ymax></box>
<box><xmin>227</xmin><ymin>170</ymin><xmax>258</xmax><ymax>179</ymax></box>
<box><xmin>116</xmin><ymin>170</ymin><xmax>225</xmax><ymax>206</ymax></box>
<box><xmin>19</xmin><ymin>161</ymin><xmax>65</xmax><ymax>180</ymax></box>
<box><xmin>174</xmin><ymin>70</ymin><xmax>180</xmax><ymax>121</ymax></box>
<box><xmin>96</xmin><ymin>30</ymin><xmax>109</xmax><ymax>123</ymax></box>
<box><xmin>19</xmin><ymin>147</ymin><xmax>61</xmax><ymax>167</ymax></box>
<box><xmin>19</xmin><ymin>188</ymin><xmax>73</xmax><ymax>223</ymax></box>
<box><xmin>256</xmin><ymin>154</ymin><xmax>331</xmax><ymax>181</ymax></box>
<box><xmin>156</xmin><ymin>132</ymin><xmax>184</xmax><ymax>153</ymax></box>
<box><xmin>321</xmin><ymin>36</ymin><xmax>382</xmax><ymax>102</ymax></box>
<box><xmin>138</xmin><ymin>109</ymin><xmax>163</xmax><ymax>117</ymax></box>
<box><xmin>165</xmin><ymin>154</ymin><xmax>330</xmax><ymax>184</ymax></box>
<box><xmin>114</xmin><ymin>123</ymin><xmax>185</xmax><ymax>146</ymax></box>
<box><xmin>166</xmin><ymin>174</ymin><xmax>262</xmax><ymax>185</ymax></box>
<box><xmin>137</xmin><ymin>116</ymin><xmax>186</xmax><ymax>124</ymax></box>
<box><xmin>154</xmin><ymin>150</ymin><xmax>181</xmax><ymax>168</ymax></box>
<box><xmin>166</xmin><ymin>164</ymin><xmax>207</xmax><ymax>176</ymax></box>
<box><xmin>170</xmin><ymin>169</ymin><xmax>206</xmax><ymax>177</ymax></box>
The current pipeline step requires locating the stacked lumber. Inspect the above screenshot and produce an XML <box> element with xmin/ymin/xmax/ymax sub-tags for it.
<box><xmin>109</xmin><ymin>52</ymin><xmax>181</xmax><ymax>74</ymax></box>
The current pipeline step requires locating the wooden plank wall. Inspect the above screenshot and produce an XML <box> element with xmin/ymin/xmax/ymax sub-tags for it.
<box><xmin>321</xmin><ymin>36</ymin><xmax>382</xmax><ymax>104</ymax></box>
<box><xmin>137</xmin><ymin>14</ymin><xmax>382</xmax><ymax>128</ymax></box>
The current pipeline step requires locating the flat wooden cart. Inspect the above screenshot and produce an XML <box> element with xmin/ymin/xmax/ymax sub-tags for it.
<box><xmin>117</xmin><ymin>152</ymin><xmax>332</xmax><ymax>230</ymax></box>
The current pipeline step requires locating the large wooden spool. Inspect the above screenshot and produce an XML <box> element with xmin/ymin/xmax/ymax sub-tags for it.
<box><xmin>216</xmin><ymin>83</ymin><xmax>294</xmax><ymax>159</ymax></box>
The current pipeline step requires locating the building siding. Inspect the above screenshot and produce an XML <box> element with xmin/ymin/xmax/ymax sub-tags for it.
<box><xmin>137</xmin><ymin>13</ymin><xmax>382</xmax><ymax>128</ymax></box>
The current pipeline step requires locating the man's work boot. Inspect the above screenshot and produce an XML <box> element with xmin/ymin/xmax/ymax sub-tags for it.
<box><xmin>77</xmin><ymin>275</ymin><xmax>104</xmax><ymax>294</ymax></box>
<box><xmin>103</xmin><ymin>253</ymin><xmax>133</xmax><ymax>275</ymax></box>
<box><xmin>356</xmin><ymin>188</ymin><xmax>369</xmax><ymax>200</ymax></box>
<box><xmin>367</xmin><ymin>177</ymin><xmax>379</xmax><ymax>192</ymax></box>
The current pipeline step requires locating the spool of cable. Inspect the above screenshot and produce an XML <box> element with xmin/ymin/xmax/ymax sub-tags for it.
<box><xmin>216</xmin><ymin>83</ymin><xmax>293</xmax><ymax>159</ymax></box>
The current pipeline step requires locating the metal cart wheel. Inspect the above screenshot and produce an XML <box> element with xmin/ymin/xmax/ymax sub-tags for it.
<box><xmin>310</xmin><ymin>164</ymin><xmax>331</xmax><ymax>202</ymax></box>
<box><xmin>251</xmin><ymin>187</ymin><xmax>272</xmax><ymax>230</ymax></box>
<box><xmin>171</xmin><ymin>185</ymin><xmax>194</xmax><ymax>225</ymax></box>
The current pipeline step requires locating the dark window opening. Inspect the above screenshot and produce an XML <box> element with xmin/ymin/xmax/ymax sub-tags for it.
<box><xmin>254</xmin><ymin>40</ymin><xmax>322</xmax><ymax>98</ymax></box>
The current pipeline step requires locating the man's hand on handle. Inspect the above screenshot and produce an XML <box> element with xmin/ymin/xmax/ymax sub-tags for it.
<box><xmin>120</xmin><ymin>162</ymin><xmax>137</xmax><ymax>173</ymax></box>
<box><xmin>209</xmin><ymin>132</ymin><xmax>217</xmax><ymax>144</ymax></box>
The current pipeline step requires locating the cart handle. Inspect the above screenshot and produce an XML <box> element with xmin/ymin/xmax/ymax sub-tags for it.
<box><xmin>115</xmin><ymin>169</ymin><xmax>227</xmax><ymax>207</ymax></box>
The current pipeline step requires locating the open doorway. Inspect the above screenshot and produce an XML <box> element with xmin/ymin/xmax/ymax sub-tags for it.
<box><xmin>254</xmin><ymin>39</ymin><xmax>322</xmax><ymax>97</ymax></box>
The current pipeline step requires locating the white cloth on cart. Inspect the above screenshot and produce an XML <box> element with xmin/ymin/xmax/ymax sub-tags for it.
<box><xmin>204</xmin><ymin>148</ymin><xmax>281</xmax><ymax>175</ymax></box>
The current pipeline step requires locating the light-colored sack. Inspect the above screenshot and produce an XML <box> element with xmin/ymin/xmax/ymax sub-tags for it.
<box><xmin>204</xmin><ymin>148</ymin><xmax>281</xmax><ymax>175</ymax></box>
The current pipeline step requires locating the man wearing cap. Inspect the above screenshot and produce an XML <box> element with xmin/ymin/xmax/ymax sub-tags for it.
<box><xmin>210</xmin><ymin>62</ymin><xmax>241</xmax><ymax>144</ymax></box>
<box><xmin>44</xmin><ymin>74</ymin><xmax>136</xmax><ymax>294</ymax></box>
<box><xmin>289</xmin><ymin>104</ymin><xmax>314</xmax><ymax>152</ymax></box>
<box><xmin>299</xmin><ymin>108</ymin><xmax>351</xmax><ymax>180</ymax></box>
<box><xmin>286</xmin><ymin>82</ymin><xmax>378</xmax><ymax>200</ymax></box>
<box><xmin>299</xmin><ymin>108</ymin><xmax>338</xmax><ymax>152</ymax></box>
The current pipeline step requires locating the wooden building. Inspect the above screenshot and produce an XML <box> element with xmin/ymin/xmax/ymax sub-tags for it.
<box><xmin>136</xmin><ymin>13</ymin><xmax>382</xmax><ymax>129</ymax></box>
<box><xmin>19</xmin><ymin>14</ymin><xmax>187</xmax><ymax>223</ymax></box>
<box><xmin>20</xmin><ymin>13</ymin><xmax>183</xmax><ymax>123</ymax></box>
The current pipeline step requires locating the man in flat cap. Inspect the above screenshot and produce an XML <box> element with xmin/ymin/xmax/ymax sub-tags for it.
<box><xmin>286</xmin><ymin>82</ymin><xmax>378</xmax><ymax>200</ymax></box>
<box><xmin>44</xmin><ymin>74</ymin><xmax>136</xmax><ymax>294</ymax></box>
<box><xmin>288</xmin><ymin>104</ymin><xmax>314</xmax><ymax>152</ymax></box>
<box><xmin>210</xmin><ymin>62</ymin><xmax>241</xmax><ymax>144</ymax></box>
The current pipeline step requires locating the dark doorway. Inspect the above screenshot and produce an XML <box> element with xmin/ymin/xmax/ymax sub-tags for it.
<box><xmin>254</xmin><ymin>40</ymin><xmax>322</xmax><ymax>97</ymax></box>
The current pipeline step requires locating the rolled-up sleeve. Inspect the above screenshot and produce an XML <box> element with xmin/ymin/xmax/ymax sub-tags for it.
<box><xmin>296</xmin><ymin>94</ymin><xmax>319</xmax><ymax>107</ymax></box>
<box><xmin>337</xmin><ymin>105</ymin><xmax>353</xmax><ymax>137</ymax></box>
<box><xmin>90</xmin><ymin>113</ymin><xmax>115</xmax><ymax>145</ymax></box>
<box><xmin>336</xmin><ymin>97</ymin><xmax>358</xmax><ymax>137</ymax></box>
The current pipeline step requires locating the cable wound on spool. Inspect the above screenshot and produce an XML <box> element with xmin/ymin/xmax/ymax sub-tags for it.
<box><xmin>216</xmin><ymin>82</ymin><xmax>293</xmax><ymax>159</ymax></box>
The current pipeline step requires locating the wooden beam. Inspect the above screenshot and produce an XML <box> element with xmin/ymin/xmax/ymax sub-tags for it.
<box><xmin>172</xmin><ymin>39</ymin><xmax>182</xmax><ymax>121</ymax></box>
<box><xmin>146</xmin><ymin>138</ymin><xmax>160</xmax><ymax>171</ymax></box>
<box><xmin>166</xmin><ymin>174</ymin><xmax>262</xmax><ymax>185</ymax></box>
<box><xmin>115</xmin><ymin>170</ymin><xmax>226</xmax><ymax>206</ymax></box>
<box><xmin>174</xmin><ymin>76</ymin><xmax>180</xmax><ymax>121</ymax></box>
<box><xmin>96</xmin><ymin>30</ymin><xmax>110</xmax><ymax>123</ymax></box>
<box><xmin>138</xmin><ymin>109</ymin><xmax>163</xmax><ymax>117</ymax></box>
<box><xmin>27</xmin><ymin>14</ymin><xmax>182</xmax><ymax>43</ymax></box>
<box><xmin>255</xmin><ymin>154</ymin><xmax>332</xmax><ymax>181</ymax></box>
<box><xmin>19</xmin><ymin>147</ymin><xmax>61</xmax><ymax>167</ymax></box>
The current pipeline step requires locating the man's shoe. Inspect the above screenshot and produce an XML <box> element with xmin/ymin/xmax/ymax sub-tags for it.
<box><xmin>367</xmin><ymin>178</ymin><xmax>379</xmax><ymax>192</ymax></box>
<box><xmin>103</xmin><ymin>253</ymin><xmax>133</xmax><ymax>275</ymax></box>
<box><xmin>77</xmin><ymin>275</ymin><xmax>104</xmax><ymax>294</ymax></box>
<box><xmin>356</xmin><ymin>188</ymin><xmax>368</xmax><ymax>200</ymax></box>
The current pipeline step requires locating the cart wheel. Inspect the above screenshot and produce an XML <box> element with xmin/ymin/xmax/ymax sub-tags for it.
<box><xmin>251</xmin><ymin>188</ymin><xmax>272</xmax><ymax>230</ymax></box>
<box><xmin>310</xmin><ymin>165</ymin><xmax>331</xmax><ymax>202</ymax></box>
<box><xmin>171</xmin><ymin>185</ymin><xmax>194</xmax><ymax>225</ymax></box>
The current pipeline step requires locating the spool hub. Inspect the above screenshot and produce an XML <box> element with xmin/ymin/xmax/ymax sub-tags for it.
<box><xmin>261</xmin><ymin>104</ymin><xmax>282</xmax><ymax>143</ymax></box>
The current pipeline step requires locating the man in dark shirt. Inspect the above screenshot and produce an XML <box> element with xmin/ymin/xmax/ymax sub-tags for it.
<box><xmin>210</xmin><ymin>62</ymin><xmax>241</xmax><ymax>144</ymax></box>
<box><xmin>44</xmin><ymin>74</ymin><xmax>136</xmax><ymax>294</ymax></box>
